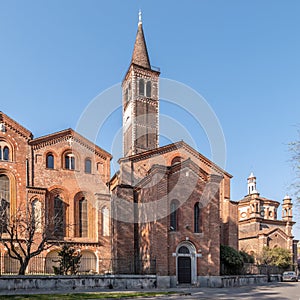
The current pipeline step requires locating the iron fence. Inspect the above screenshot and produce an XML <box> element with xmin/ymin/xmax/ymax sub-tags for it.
<box><xmin>0</xmin><ymin>255</ymin><xmax>156</xmax><ymax>276</ymax></box>
<box><xmin>222</xmin><ymin>263</ymin><xmax>292</xmax><ymax>276</ymax></box>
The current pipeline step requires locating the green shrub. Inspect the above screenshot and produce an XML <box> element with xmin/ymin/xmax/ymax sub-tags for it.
<box><xmin>220</xmin><ymin>244</ymin><xmax>244</xmax><ymax>275</ymax></box>
<box><xmin>239</xmin><ymin>250</ymin><xmax>255</xmax><ymax>263</ymax></box>
<box><xmin>53</xmin><ymin>245</ymin><xmax>82</xmax><ymax>275</ymax></box>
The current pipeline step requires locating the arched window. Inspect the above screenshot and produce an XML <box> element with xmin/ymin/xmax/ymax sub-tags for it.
<box><xmin>65</xmin><ymin>153</ymin><xmax>75</xmax><ymax>170</ymax></box>
<box><xmin>32</xmin><ymin>199</ymin><xmax>41</xmax><ymax>231</ymax></box>
<box><xmin>3</xmin><ymin>147</ymin><xmax>9</xmax><ymax>161</ymax></box>
<box><xmin>79</xmin><ymin>197</ymin><xmax>88</xmax><ymax>237</ymax></box>
<box><xmin>139</xmin><ymin>78</ymin><xmax>145</xmax><ymax>96</ymax></box>
<box><xmin>171</xmin><ymin>156</ymin><xmax>182</xmax><ymax>165</ymax></box>
<box><xmin>85</xmin><ymin>158</ymin><xmax>92</xmax><ymax>174</ymax></box>
<box><xmin>0</xmin><ymin>174</ymin><xmax>10</xmax><ymax>233</ymax></box>
<box><xmin>146</xmin><ymin>81</ymin><xmax>151</xmax><ymax>97</ymax></box>
<box><xmin>170</xmin><ymin>200</ymin><xmax>179</xmax><ymax>231</ymax></box>
<box><xmin>194</xmin><ymin>202</ymin><xmax>203</xmax><ymax>233</ymax></box>
<box><xmin>54</xmin><ymin>196</ymin><xmax>65</xmax><ymax>237</ymax></box>
<box><xmin>0</xmin><ymin>145</ymin><xmax>10</xmax><ymax>161</ymax></box>
<box><xmin>102</xmin><ymin>207</ymin><xmax>110</xmax><ymax>236</ymax></box>
<box><xmin>46</xmin><ymin>153</ymin><xmax>54</xmax><ymax>169</ymax></box>
<box><xmin>178</xmin><ymin>246</ymin><xmax>190</xmax><ymax>254</ymax></box>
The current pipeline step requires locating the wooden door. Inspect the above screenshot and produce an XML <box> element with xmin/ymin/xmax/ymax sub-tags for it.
<box><xmin>178</xmin><ymin>256</ymin><xmax>191</xmax><ymax>284</ymax></box>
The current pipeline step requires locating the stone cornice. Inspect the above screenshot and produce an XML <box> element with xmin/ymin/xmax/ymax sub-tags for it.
<box><xmin>123</xmin><ymin>63</ymin><xmax>160</xmax><ymax>83</ymax></box>
<box><xmin>47</xmin><ymin>240</ymin><xmax>103</xmax><ymax>247</ymax></box>
<box><xmin>238</xmin><ymin>195</ymin><xmax>280</xmax><ymax>206</ymax></box>
<box><xmin>239</xmin><ymin>217</ymin><xmax>295</xmax><ymax>226</ymax></box>
<box><xmin>27</xmin><ymin>186</ymin><xmax>47</xmax><ymax>195</ymax></box>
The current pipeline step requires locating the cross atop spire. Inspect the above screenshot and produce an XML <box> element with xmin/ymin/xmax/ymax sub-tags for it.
<box><xmin>131</xmin><ymin>10</ymin><xmax>151</xmax><ymax>69</ymax></box>
<box><xmin>138</xmin><ymin>9</ymin><xmax>142</xmax><ymax>25</ymax></box>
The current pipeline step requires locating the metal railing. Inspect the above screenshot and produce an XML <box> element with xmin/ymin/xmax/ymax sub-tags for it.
<box><xmin>221</xmin><ymin>263</ymin><xmax>291</xmax><ymax>276</ymax></box>
<box><xmin>0</xmin><ymin>255</ymin><xmax>156</xmax><ymax>276</ymax></box>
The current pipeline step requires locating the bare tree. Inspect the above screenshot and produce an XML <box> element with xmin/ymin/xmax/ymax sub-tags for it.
<box><xmin>0</xmin><ymin>200</ymin><xmax>62</xmax><ymax>275</ymax></box>
<box><xmin>290</xmin><ymin>130</ymin><xmax>300</xmax><ymax>203</ymax></box>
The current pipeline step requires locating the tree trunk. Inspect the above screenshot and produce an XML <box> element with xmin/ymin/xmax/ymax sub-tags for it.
<box><xmin>18</xmin><ymin>258</ymin><xmax>30</xmax><ymax>275</ymax></box>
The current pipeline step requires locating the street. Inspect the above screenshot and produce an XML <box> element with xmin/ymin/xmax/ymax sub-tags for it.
<box><xmin>135</xmin><ymin>282</ymin><xmax>300</xmax><ymax>300</ymax></box>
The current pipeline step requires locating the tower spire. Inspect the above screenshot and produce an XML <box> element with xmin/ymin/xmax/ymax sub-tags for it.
<box><xmin>131</xmin><ymin>10</ymin><xmax>151</xmax><ymax>69</ymax></box>
<box><xmin>122</xmin><ymin>11</ymin><xmax>160</xmax><ymax>156</ymax></box>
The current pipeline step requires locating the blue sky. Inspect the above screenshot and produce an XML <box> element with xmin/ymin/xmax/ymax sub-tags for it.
<box><xmin>0</xmin><ymin>1</ymin><xmax>300</xmax><ymax>238</ymax></box>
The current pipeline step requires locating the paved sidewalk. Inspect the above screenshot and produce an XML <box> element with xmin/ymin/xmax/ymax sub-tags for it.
<box><xmin>0</xmin><ymin>282</ymin><xmax>299</xmax><ymax>299</ymax></box>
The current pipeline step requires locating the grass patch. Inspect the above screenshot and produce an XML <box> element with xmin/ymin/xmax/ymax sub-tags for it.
<box><xmin>0</xmin><ymin>291</ymin><xmax>177</xmax><ymax>300</ymax></box>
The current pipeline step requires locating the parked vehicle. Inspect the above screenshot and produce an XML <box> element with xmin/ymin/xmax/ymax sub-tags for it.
<box><xmin>282</xmin><ymin>271</ymin><xmax>298</xmax><ymax>282</ymax></box>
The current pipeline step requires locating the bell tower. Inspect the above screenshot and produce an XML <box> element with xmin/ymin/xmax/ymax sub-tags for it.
<box><xmin>122</xmin><ymin>11</ymin><xmax>160</xmax><ymax>157</ymax></box>
<box><xmin>247</xmin><ymin>172</ymin><xmax>258</xmax><ymax>195</ymax></box>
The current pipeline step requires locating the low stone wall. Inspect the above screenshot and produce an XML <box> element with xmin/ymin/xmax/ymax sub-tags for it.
<box><xmin>163</xmin><ymin>275</ymin><xmax>270</xmax><ymax>288</ymax></box>
<box><xmin>198</xmin><ymin>275</ymin><xmax>268</xmax><ymax>288</ymax></box>
<box><xmin>0</xmin><ymin>275</ymin><xmax>157</xmax><ymax>291</ymax></box>
<box><xmin>269</xmin><ymin>274</ymin><xmax>282</xmax><ymax>282</ymax></box>
<box><xmin>223</xmin><ymin>275</ymin><xmax>267</xmax><ymax>288</ymax></box>
<box><xmin>0</xmin><ymin>274</ymin><xmax>280</xmax><ymax>291</ymax></box>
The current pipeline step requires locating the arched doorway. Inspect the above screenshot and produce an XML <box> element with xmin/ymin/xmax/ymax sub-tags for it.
<box><xmin>79</xmin><ymin>251</ymin><xmax>97</xmax><ymax>274</ymax></box>
<box><xmin>45</xmin><ymin>250</ymin><xmax>59</xmax><ymax>274</ymax></box>
<box><xmin>176</xmin><ymin>242</ymin><xmax>197</xmax><ymax>285</ymax></box>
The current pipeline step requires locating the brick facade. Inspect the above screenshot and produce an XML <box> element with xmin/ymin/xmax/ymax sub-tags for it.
<box><xmin>0</xmin><ymin>114</ymin><xmax>112</xmax><ymax>274</ymax></box>
<box><xmin>237</xmin><ymin>177</ymin><xmax>296</xmax><ymax>262</ymax></box>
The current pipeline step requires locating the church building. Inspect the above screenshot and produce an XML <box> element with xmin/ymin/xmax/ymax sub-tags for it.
<box><xmin>237</xmin><ymin>173</ymin><xmax>297</xmax><ymax>263</ymax></box>
<box><xmin>109</xmin><ymin>12</ymin><xmax>236</xmax><ymax>285</ymax></box>
<box><xmin>0</xmin><ymin>12</ymin><xmax>296</xmax><ymax>286</ymax></box>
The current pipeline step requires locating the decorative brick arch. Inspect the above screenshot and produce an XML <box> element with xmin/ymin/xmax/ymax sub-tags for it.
<box><xmin>0</xmin><ymin>169</ymin><xmax>17</xmax><ymax>216</ymax></box>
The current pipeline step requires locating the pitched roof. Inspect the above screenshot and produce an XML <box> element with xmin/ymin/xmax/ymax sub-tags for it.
<box><xmin>239</xmin><ymin>227</ymin><xmax>292</xmax><ymax>240</ymax></box>
<box><xmin>118</xmin><ymin>140</ymin><xmax>232</xmax><ymax>178</ymax></box>
<box><xmin>30</xmin><ymin>128</ymin><xmax>112</xmax><ymax>160</ymax></box>
<box><xmin>258</xmin><ymin>227</ymin><xmax>290</xmax><ymax>238</ymax></box>
<box><xmin>0</xmin><ymin>111</ymin><xmax>33</xmax><ymax>139</ymax></box>
<box><xmin>135</xmin><ymin>158</ymin><xmax>211</xmax><ymax>189</ymax></box>
<box><xmin>131</xmin><ymin>22</ymin><xmax>151</xmax><ymax>69</ymax></box>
